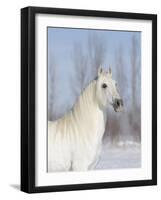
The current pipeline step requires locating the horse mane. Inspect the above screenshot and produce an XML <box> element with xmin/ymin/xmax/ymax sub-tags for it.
<box><xmin>72</xmin><ymin>80</ymin><xmax>97</xmax><ymax>116</ymax></box>
<box><xmin>55</xmin><ymin>79</ymin><xmax>98</xmax><ymax>135</ymax></box>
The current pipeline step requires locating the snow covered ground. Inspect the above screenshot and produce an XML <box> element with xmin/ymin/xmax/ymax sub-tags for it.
<box><xmin>96</xmin><ymin>141</ymin><xmax>141</xmax><ymax>170</ymax></box>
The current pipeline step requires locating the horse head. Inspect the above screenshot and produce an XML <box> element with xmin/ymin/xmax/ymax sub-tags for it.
<box><xmin>96</xmin><ymin>66</ymin><xmax>123</xmax><ymax>112</ymax></box>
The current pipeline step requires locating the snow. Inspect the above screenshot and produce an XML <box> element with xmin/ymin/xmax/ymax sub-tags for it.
<box><xmin>96</xmin><ymin>141</ymin><xmax>141</xmax><ymax>170</ymax></box>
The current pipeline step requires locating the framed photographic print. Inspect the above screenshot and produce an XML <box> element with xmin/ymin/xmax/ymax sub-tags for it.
<box><xmin>21</xmin><ymin>6</ymin><xmax>157</xmax><ymax>193</ymax></box>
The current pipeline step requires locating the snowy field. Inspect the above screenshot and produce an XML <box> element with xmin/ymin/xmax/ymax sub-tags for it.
<box><xmin>96</xmin><ymin>141</ymin><xmax>141</xmax><ymax>170</ymax></box>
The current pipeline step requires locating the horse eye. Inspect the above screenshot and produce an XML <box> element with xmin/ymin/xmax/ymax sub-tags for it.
<box><xmin>102</xmin><ymin>83</ymin><xmax>107</xmax><ymax>88</ymax></box>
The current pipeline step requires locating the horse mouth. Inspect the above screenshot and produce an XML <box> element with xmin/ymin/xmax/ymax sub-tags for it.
<box><xmin>114</xmin><ymin>106</ymin><xmax>123</xmax><ymax>112</ymax></box>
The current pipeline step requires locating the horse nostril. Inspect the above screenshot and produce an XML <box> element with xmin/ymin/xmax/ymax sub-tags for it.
<box><xmin>116</xmin><ymin>100</ymin><xmax>120</xmax><ymax>107</ymax></box>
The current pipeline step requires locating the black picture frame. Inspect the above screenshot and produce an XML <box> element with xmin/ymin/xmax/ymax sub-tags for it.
<box><xmin>21</xmin><ymin>6</ymin><xmax>157</xmax><ymax>193</ymax></box>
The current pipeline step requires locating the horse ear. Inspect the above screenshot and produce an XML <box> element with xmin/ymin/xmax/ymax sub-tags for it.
<box><xmin>98</xmin><ymin>66</ymin><xmax>103</xmax><ymax>76</ymax></box>
<box><xmin>108</xmin><ymin>67</ymin><xmax>112</xmax><ymax>76</ymax></box>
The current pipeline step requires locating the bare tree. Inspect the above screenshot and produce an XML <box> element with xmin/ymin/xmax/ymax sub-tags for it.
<box><xmin>48</xmin><ymin>51</ymin><xmax>58</xmax><ymax>121</ymax></box>
<box><xmin>115</xmin><ymin>45</ymin><xmax>127</xmax><ymax>100</ymax></box>
<box><xmin>87</xmin><ymin>33</ymin><xmax>107</xmax><ymax>78</ymax></box>
<box><xmin>70</xmin><ymin>33</ymin><xmax>107</xmax><ymax>99</ymax></box>
<box><xmin>71</xmin><ymin>43</ymin><xmax>88</xmax><ymax>97</ymax></box>
<box><xmin>131</xmin><ymin>35</ymin><xmax>138</xmax><ymax>111</ymax></box>
<box><xmin>130</xmin><ymin>34</ymin><xmax>141</xmax><ymax>141</ymax></box>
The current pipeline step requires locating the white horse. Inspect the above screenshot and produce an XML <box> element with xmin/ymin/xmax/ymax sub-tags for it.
<box><xmin>48</xmin><ymin>67</ymin><xmax>123</xmax><ymax>172</ymax></box>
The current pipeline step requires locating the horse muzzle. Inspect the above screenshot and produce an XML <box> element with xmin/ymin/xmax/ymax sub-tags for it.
<box><xmin>113</xmin><ymin>98</ymin><xmax>123</xmax><ymax>112</ymax></box>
